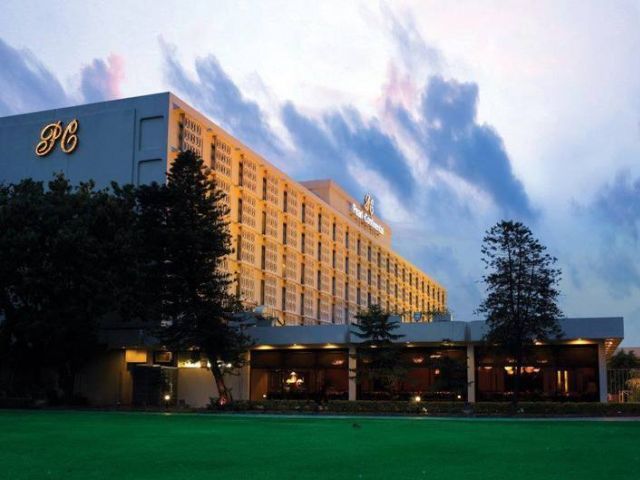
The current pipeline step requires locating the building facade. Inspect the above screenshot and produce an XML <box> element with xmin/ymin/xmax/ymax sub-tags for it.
<box><xmin>0</xmin><ymin>92</ymin><xmax>446</xmax><ymax>326</ymax></box>
<box><xmin>0</xmin><ymin>94</ymin><xmax>625</xmax><ymax>407</ymax></box>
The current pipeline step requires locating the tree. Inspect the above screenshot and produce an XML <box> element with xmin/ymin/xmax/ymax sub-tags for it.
<box><xmin>147</xmin><ymin>150</ymin><xmax>253</xmax><ymax>406</ymax></box>
<box><xmin>351</xmin><ymin>304</ymin><xmax>406</xmax><ymax>399</ymax></box>
<box><xmin>477</xmin><ymin>220</ymin><xmax>563</xmax><ymax>405</ymax></box>
<box><xmin>0</xmin><ymin>175</ymin><xmax>136</xmax><ymax>401</ymax></box>
<box><xmin>609</xmin><ymin>350</ymin><xmax>640</xmax><ymax>369</ymax></box>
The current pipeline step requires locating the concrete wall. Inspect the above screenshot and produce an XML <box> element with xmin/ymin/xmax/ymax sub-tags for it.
<box><xmin>176</xmin><ymin>368</ymin><xmax>249</xmax><ymax>408</ymax></box>
<box><xmin>0</xmin><ymin>93</ymin><xmax>170</xmax><ymax>187</ymax></box>
<box><xmin>76</xmin><ymin>350</ymin><xmax>132</xmax><ymax>406</ymax></box>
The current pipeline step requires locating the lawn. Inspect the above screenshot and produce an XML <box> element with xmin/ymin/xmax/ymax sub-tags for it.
<box><xmin>0</xmin><ymin>411</ymin><xmax>638</xmax><ymax>480</ymax></box>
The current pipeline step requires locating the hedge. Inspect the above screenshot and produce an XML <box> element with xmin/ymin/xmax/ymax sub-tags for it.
<box><xmin>211</xmin><ymin>400</ymin><xmax>640</xmax><ymax>417</ymax></box>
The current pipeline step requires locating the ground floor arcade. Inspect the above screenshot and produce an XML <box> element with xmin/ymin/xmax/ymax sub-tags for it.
<box><xmin>72</xmin><ymin>317</ymin><xmax>622</xmax><ymax>407</ymax></box>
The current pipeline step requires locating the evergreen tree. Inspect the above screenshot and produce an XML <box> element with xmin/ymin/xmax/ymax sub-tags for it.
<box><xmin>149</xmin><ymin>150</ymin><xmax>253</xmax><ymax>405</ymax></box>
<box><xmin>477</xmin><ymin>220</ymin><xmax>562</xmax><ymax>405</ymax></box>
<box><xmin>351</xmin><ymin>304</ymin><xmax>406</xmax><ymax>399</ymax></box>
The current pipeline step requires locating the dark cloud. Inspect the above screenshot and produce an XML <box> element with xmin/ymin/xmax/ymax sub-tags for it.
<box><xmin>591</xmin><ymin>171</ymin><xmax>640</xmax><ymax>241</ymax></box>
<box><xmin>160</xmin><ymin>39</ymin><xmax>283</xmax><ymax>159</ymax></box>
<box><xmin>586</xmin><ymin>171</ymin><xmax>640</xmax><ymax>296</ymax></box>
<box><xmin>282</xmin><ymin>103</ymin><xmax>416</xmax><ymax>199</ymax></box>
<box><xmin>0</xmin><ymin>38</ymin><xmax>70</xmax><ymax>115</ymax></box>
<box><xmin>390</xmin><ymin>76</ymin><xmax>534</xmax><ymax>219</ymax></box>
<box><xmin>0</xmin><ymin>37</ymin><xmax>125</xmax><ymax>115</ymax></box>
<box><xmin>80</xmin><ymin>55</ymin><xmax>125</xmax><ymax>103</ymax></box>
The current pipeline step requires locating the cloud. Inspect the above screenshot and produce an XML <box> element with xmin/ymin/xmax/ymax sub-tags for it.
<box><xmin>0</xmin><ymin>37</ymin><xmax>126</xmax><ymax>115</ymax></box>
<box><xmin>0</xmin><ymin>37</ymin><xmax>71</xmax><ymax>115</ymax></box>
<box><xmin>591</xmin><ymin>171</ymin><xmax>640</xmax><ymax>241</ymax></box>
<box><xmin>282</xmin><ymin>104</ymin><xmax>416</xmax><ymax>200</ymax></box>
<box><xmin>80</xmin><ymin>54</ymin><xmax>125</xmax><ymax>103</ymax></box>
<box><xmin>160</xmin><ymin>39</ymin><xmax>283</xmax><ymax>160</ymax></box>
<box><xmin>388</xmin><ymin>76</ymin><xmax>535</xmax><ymax>220</ymax></box>
<box><xmin>584</xmin><ymin>171</ymin><xmax>640</xmax><ymax>296</ymax></box>
<box><xmin>158</xmin><ymin>31</ymin><xmax>534</xmax><ymax>322</ymax></box>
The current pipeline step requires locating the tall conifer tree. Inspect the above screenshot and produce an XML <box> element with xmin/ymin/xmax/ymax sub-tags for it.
<box><xmin>478</xmin><ymin>220</ymin><xmax>562</xmax><ymax>405</ymax></box>
<box><xmin>149</xmin><ymin>150</ymin><xmax>253</xmax><ymax>405</ymax></box>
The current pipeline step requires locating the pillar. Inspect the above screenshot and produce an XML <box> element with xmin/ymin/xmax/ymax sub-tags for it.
<box><xmin>598</xmin><ymin>341</ymin><xmax>608</xmax><ymax>403</ymax></box>
<box><xmin>467</xmin><ymin>344</ymin><xmax>476</xmax><ymax>403</ymax></box>
<box><xmin>241</xmin><ymin>350</ymin><xmax>251</xmax><ymax>401</ymax></box>
<box><xmin>348</xmin><ymin>346</ymin><xmax>357</xmax><ymax>401</ymax></box>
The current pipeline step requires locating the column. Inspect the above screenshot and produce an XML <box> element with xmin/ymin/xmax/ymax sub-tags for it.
<box><xmin>467</xmin><ymin>344</ymin><xmax>476</xmax><ymax>403</ymax></box>
<box><xmin>598</xmin><ymin>341</ymin><xmax>608</xmax><ymax>403</ymax></box>
<box><xmin>241</xmin><ymin>350</ymin><xmax>252</xmax><ymax>401</ymax></box>
<box><xmin>348</xmin><ymin>346</ymin><xmax>357</xmax><ymax>401</ymax></box>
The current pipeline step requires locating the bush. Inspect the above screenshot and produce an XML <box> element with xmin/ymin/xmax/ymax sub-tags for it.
<box><xmin>209</xmin><ymin>400</ymin><xmax>640</xmax><ymax>417</ymax></box>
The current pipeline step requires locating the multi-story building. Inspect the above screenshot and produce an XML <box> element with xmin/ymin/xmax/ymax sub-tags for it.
<box><xmin>0</xmin><ymin>93</ymin><xmax>624</xmax><ymax>407</ymax></box>
<box><xmin>0</xmin><ymin>92</ymin><xmax>446</xmax><ymax>325</ymax></box>
<box><xmin>169</xmin><ymin>97</ymin><xmax>447</xmax><ymax>325</ymax></box>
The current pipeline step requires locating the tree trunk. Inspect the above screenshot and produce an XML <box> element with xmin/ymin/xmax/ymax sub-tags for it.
<box><xmin>211</xmin><ymin>362</ymin><xmax>232</xmax><ymax>406</ymax></box>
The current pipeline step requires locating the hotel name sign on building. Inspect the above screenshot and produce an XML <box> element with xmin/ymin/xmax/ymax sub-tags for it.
<box><xmin>351</xmin><ymin>193</ymin><xmax>385</xmax><ymax>235</ymax></box>
<box><xmin>35</xmin><ymin>119</ymin><xmax>80</xmax><ymax>156</ymax></box>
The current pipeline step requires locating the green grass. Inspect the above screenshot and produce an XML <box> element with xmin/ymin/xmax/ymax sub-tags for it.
<box><xmin>0</xmin><ymin>411</ymin><xmax>638</xmax><ymax>480</ymax></box>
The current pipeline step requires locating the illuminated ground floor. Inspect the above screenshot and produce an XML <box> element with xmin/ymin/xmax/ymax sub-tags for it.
<box><xmin>72</xmin><ymin>317</ymin><xmax>622</xmax><ymax>407</ymax></box>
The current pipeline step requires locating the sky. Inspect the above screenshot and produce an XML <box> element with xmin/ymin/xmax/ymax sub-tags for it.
<box><xmin>1</xmin><ymin>1</ymin><xmax>639</xmax><ymax>344</ymax></box>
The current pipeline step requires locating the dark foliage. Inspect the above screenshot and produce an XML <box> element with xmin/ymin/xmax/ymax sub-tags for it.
<box><xmin>477</xmin><ymin>220</ymin><xmax>563</xmax><ymax>405</ymax></box>
<box><xmin>0</xmin><ymin>176</ymin><xmax>136</xmax><ymax>401</ymax></box>
<box><xmin>608</xmin><ymin>350</ymin><xmax>640</xmax><ymax>369</ymax></box>
<box><xmin>351</xmin><ymin>304</ymin><xmax>406</xmax><ymax>398</ymax></box>
<box><xmin>147</xmin><ymin>150</ymin><xmax>253</xmax><ymax>405</ymax></box>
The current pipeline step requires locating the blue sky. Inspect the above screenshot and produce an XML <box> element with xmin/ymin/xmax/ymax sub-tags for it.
<box><xmin>1</xmin><ymin>1</ymin><xmax>639</xmax><ymax>344</ymax></box>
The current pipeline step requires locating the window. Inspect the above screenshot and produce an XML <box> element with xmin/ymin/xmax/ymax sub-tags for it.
<box><xmin>237</xmin><ymin>198</ymin><xmax>243</xmax><ymax>222</ymax></box>
<box><xmin>318</xmin><ymin>213</ymin><xmax>322</xmax><ymax>232</ymax></box>
<box><xmin>262</xmin><ymin>177</ymin><xmax>267</xmax><ymax>200</ymax></box>
<box><xmin>261</xmin><ymin>245</ymin><xmax>266</xmax><ymax>269</ymax></box>
<box><xmin>239</xmin><ymin>161</ymin><xmax>244</xmax><ymax>186</ymax></box>
<box><xmin>332</xmin><ymin>223</ymin><xmax>336</xmax><ymax>240</ymax></box>
<box><xmin>281</xmin><ymin>286</ymin><xmax>286</xmax><ymax>311</ymax></box>
<box><xmin>345</xmin><ymin>256</ymin><xmax>349</xmax><ymax>275</ymax></box>
<box><xmin>332</xmin><ymin>277</ymin><xmax>336</xmax><ymax>295</ymax></box>
<box><xmin>317</xmin><ymin>270</ymin><xmax>321</xmax><ymax>290</ymax></box>
<box><xmin>301</xmin><ymin>264</ymin><xmax>305</xmax><ymax>284</ymax></box>
<box><xmin>301</xmin><ymin>233</ymin><xmax>306</xmax><ymax>253</ymax></box>
<box><xmin>301</xmin><ymin>203</ymin><xmax>306</xmax><ymax>222</ymax></box>
<box><xmin>345</xmin><ymin>230</ymin><xmax>349</xmax><ymax>249</ymax></box>
<box><xmin>300</xmin><ymin>293</ymin><xmax>304</xmax><ymax>315</ymax></box>
<box><xmin>283</xmin><ymin>223</ymin><xmax>287</xmax><ymax>245</ymax></box>
<box><xmin>283</xmin><ymin>190</ymin><xmax>288</xmax><ymax>212</ymax></box>
<box><xmin>260</xmin><ymin>279</ymin><xmax>265</xmax><ymax>304</ymax></box>
<box><xmin>261</xmin><ymin>211</ymin><xmax>266</xmax><ymax>234</ymax></box>
<box><xmin>317</xmin><ymin>242</ymin><xmax>322</xmax><ymax>261</ymax></box>
<box><xmin>367</xmin><ymin>246</ymin><xmax>371</xmax><ymax>261</ymax></box>
<box><xmin>236</xmin><ymin>234</ymin><xmax>242</xmax><ymax>260</ymax></box>
<box><xmin>332</xmin><ymin>250</ymin><xmax>336</xmax><ymax>268</ymax></box>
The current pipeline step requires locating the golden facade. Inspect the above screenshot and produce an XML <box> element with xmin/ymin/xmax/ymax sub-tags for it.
<box><xmin>168</xmin><ymin>98</ymin><xmax>446</xmax><ymax>325</ymax></box>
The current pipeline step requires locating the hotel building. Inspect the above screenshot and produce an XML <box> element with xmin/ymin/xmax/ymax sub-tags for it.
<box><xmin>0</xmin><ymin>93</ymin><xmax>624</xmax><ymax>407</ymax></box>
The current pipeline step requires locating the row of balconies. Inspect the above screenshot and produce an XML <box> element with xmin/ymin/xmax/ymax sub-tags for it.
<box><xmin>234</xmin><ymin>230</ymin><xmax>444</xmax><ymax>302</ymax></box>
